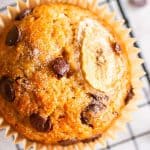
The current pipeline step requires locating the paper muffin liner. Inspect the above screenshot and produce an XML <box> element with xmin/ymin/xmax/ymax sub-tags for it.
<box><xmin>0</xmin><ymin>0</ymin><xmax>145</xmax><ymax>149</ymax></box>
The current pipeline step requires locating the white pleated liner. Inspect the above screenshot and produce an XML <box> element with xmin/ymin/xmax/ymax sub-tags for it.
<box><xmin>0</xmin><ymin>0</ymin><xmax>145</xmax><ymax>150</ymax></box>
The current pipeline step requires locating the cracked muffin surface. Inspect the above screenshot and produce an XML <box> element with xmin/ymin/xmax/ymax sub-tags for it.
<box><xmin>0</xmin><ymin>3</ymin><xmax>133</xmax><ymax>145</ymax></box>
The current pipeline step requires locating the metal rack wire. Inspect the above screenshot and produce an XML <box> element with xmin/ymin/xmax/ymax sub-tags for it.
<box><xmin>0</xmin><ymin>0</ymin><xmax>150</xmax><ymax>150</ymax></box>
<box><xmin>99</xmin><ymin>1</ymin><xmax>150</xmax><ymax>150</ymax></box>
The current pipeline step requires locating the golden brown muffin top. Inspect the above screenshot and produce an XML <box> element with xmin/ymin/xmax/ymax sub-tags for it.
<box><xmin>0</xmin><ymin>3</ymin><xmax>133</xmax><ymax>145</ymax></box>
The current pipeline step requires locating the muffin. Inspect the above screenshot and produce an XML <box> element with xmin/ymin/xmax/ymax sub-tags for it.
<box><xmin>0</xmin><ymin>0</ymin><xmax>144</xmax><ymax>149</ymax></box>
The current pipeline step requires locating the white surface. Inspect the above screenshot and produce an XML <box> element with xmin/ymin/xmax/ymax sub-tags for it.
<box><xmin>108</xmin><ymin>125</ymin><xmax>132</xmax><ymax>145</ymax></box>
<box><xmin>0</xmin><ymin>0</ymin><xmax>150</xmax><ymax>150</ymax></box>
<box><xmin>0</xmin><ymin>0</ymin><xmax>14</xmax><ymax>7</ymax></box>
<box><xmin>0</xmin><ymin>130</ymin><xmax>16</xmax><ymax>150</ymax></box>
<box><xmin>130</xmin><ymin>105</ymin><xmax>150</xmax><ymax>135</ymax></box>
<box><xmin>111</xmin><ymin>141</ymin><xmax>135</xmax><ymax>150</ymax></box>
<box><xmin>137</xmin><ymin>134</ymin><xmax>150</xmax><ymax>150</ymax></box>
<box><xmin>121</xmin><ymin>0</ymin><xmax>150</xmax><ymax>73</ymax></box>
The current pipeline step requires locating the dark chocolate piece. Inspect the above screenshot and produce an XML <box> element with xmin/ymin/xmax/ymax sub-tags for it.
<box><xmin>81</xmin><ymin>93</ymin><xmax>109</xmax><ymax>127</ymax></box>
<box><xmin>125</xmin><ymin>87</ymin><xmax>134</xmax><ymax>105</ymax></box>
<box><xmin>51</xmin><ymin>57</ymin><xmax>70</xmax><ymax>78</ymax></box>
<box><xmin>30</xmin><ymin>114</ymin><xmax>52</xmax><ymax>132</ymax></box>
<box><xmin>112</xmin><ymin>42</ymin><xmax>121</xmax><ymax>54</ymax></box>
<box><xmin>0</xmin><ymin>76</ymin><xmax>15</xmax><ymax>102</ymax></box>
<box><xmin>15</xmin><ymin>8</ymin><xmax>33</xmax><ymax>20</ymax></box>
<box><xmin>5</xmin><ymin>26</ymin><xmax>20</xmax><ymax>46</ymax></box>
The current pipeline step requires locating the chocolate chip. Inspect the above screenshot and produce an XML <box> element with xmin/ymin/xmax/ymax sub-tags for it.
<box><xmin>88</xmin><ymin>93</ymin><xmax>109</xmax><ymax>106</ymax></box>
<box><xmin>87</xmin><ymin>103</ymin><xmax>105</xmax><ymax>114</ymax></box>
<box><xmin>129</xmin><ymin>0</ymin><xmax>147</xmax><ymax>7</ymax></box>
<box><xmin>15</xmin><ymin>8</ymin><xmax>33</xmax><ymax>20</ymax></box>
<box><xmin>0</xmin><ymin>76</ymin><xmax>15</xmax><ymax>102</ymax></box>
<box><xmin>51</xmin><ymin>57</ymin><xmax>70</xmax><ymax>78</ymax></box>
<box><xmin>81</xmin><ymin>93</ymin><xmax>109</xmax><ymax>127</ymax></box>
<box><xmin>30</xmin><ymin>114</ymin><xmax>52</xmax><ymax>132</ymax></box>
<box><xmin>67</xmin><ymin>70</ymin><xmax>74</xmax><ymax>78</ymax></box>
<box><xmin>81</xmin><ymin>102</ymin><xmax>104</xmax><ymax>127</ymax></box>
<box><xmin>112</xmin><ymin>42</ymin><xmax>121</xmax><ymax>54</ymax></box>
<box><xmin>5</xmin><ymin>26</ymin><xmax>20</xmax><ymax>46</ymax></box>
<box><xmin>81</xmin><ymin>112</ymin><xmax>93</xmax><ymax>127</ymax></box>
<box><xmin>125</xmin><ymin>87</ymin><xmax>134</xmax><ymax>105</ymax></box>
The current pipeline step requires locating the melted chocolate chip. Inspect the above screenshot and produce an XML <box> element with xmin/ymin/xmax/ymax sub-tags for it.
<box><xmin>81</xmin><ymin>93</ymin><xmax>109</xmax><ymax>127</ymax></box>
<box><xmin>5</xmin><ymin>26</ymin><xmax>20</xmax><ymax>46</ymax></box>
<box><xmin>129</xmin><ymin>0</ymin><xmax>147</xmax><ymax>7</ymax></box>
<box><xmin>30</xmin><ymin>114</ymin><xmax>52</xmax><ymax>132</ymax></box>
<box><xmin>81</xmin><ymin>102</ymin><xmax>105</xmax><ymax>127</ymax></box>
<box><xmin>81</xmin><ymin>112</ymin><xmax>93</xmax><ymax>127</ymax></box>
<box><xmin>51</xmin><ymin>57</ymin><xmax>70</xmax><ymax>78</ymax></box>
<box><xmin>88</xmin><ymin>93</ymin><xmax>109</xmax><ymax>105</ymax></box>
<box><xmin>112</xmin><ymin>42</ymin><xmax>121</xmax><ymax>54</ymax></box>
<box><xmin>0</xmin><ymin>76</ymin><xmax>15</xmax><ymax>102</ymax></box>
<box><xmin>67</xmin><ymin>70</ymin><xmax>74</xmax><ymax>78</ymax></box>
<box><xmin>87</xmin><ymin>102</ymin><xmax>105</xmax><ymax>114</ymax></box>
<box><xmin>125</xmin><ymin>87</ymin><xmax>134</xmax><ymax>105</ymax></box>
<box><xmin>15</xmin><ymin>8</ymin><xmax>33</xmax><ymax>20</ymax></box>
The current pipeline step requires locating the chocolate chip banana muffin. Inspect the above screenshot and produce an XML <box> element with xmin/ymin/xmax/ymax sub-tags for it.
<box><xmin>0</xmin><ymin>3</ymin><xmax>134</xmax><ymax>145</ymax></box>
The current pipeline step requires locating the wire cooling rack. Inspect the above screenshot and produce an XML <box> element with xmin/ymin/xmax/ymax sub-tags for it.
<box><xmin>0</xmin><ymin>0</ymin><xmax>150</xmax><ymax>150</ymax></box>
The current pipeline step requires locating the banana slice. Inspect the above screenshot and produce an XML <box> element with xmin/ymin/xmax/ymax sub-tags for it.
<box><xmin>77</xmin><ymin>19</ymin><xmax>127</xmax><ymax>92</ymax></box>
